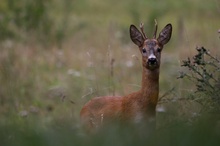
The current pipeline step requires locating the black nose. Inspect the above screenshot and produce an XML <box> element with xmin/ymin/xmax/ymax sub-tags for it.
<box><xmin>148</xmin><ymin>58</ymin><xmax>157</xmax><ymax>64</ymax></box>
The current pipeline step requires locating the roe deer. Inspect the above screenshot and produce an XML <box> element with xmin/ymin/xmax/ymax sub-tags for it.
<box><xmin>80</xmin><ymin>21</ymin><xmax>172</xmax><ymax>131</ymax></box>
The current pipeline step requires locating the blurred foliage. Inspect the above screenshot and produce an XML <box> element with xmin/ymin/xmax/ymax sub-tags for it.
<box><xmin>0</xmin><ymin>0</ymin><xmax>52</xmax><ymax>41</ymax></box>
<box><xmin>1</xmin><ymin>113</ymin><xmax>220</xmax><ymax>146</ymax></box>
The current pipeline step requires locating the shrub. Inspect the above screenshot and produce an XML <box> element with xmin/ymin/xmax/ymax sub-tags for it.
<box><xmin>178</xmin><ymin>46</ymin><xmax>220</xmax><ymax>112</ymax></box>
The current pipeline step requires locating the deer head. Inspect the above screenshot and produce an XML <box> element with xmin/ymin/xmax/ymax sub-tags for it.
<box><xmin>130</xmin><ymin>21</ymin><xmax>172</xmax><ymax>70</ymax></box>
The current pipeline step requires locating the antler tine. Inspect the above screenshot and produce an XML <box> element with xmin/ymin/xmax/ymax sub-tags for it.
<box><xmin>153</xmin><ymin>19</ymin><xmax>158</xmax><ymax>39</ymax></box>
<box><xmin>140</xmin><ymin>23</ymin><xmax>147</xmax><ymax>39</ymax></box>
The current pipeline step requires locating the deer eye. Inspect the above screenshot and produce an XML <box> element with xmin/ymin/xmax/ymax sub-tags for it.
<box><xmin>142</xmin><ymin>48</ymin><xmax>147</xmax><ymax>53</ymax></box>
<box><xmin>157</xmin><ymin>48</ymin><xmax>161</xmax><ymax>52</ymax></box>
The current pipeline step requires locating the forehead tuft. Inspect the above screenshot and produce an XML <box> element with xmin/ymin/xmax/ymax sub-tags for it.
<box><xmin>145</xmin><ymin>40</ymin><xmax>157</xmax><ymax>46</ymax></box>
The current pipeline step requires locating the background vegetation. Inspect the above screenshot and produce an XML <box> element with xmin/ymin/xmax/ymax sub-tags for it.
<box><xmin>0</xmin><ymin>0</ymin><xmax>220</xmax><ymax>145</ymax></box>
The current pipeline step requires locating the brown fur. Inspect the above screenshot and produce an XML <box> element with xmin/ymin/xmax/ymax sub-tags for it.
<box><xmin>80</xmin><ymin>22</ymin><xmax>172</xmax><ymax>132</ymax></box>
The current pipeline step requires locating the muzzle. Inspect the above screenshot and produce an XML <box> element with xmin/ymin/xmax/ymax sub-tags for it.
<box><xmin>148</xmin><ymin>54</ymin><xmax>157</xmax><ymax>66</ymax></box>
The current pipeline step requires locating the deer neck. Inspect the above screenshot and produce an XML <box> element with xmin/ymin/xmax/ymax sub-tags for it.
<box><xmin>140</xmin><ymin>67</ymin><xmax>159</xmax><ymax>107</ymax></box>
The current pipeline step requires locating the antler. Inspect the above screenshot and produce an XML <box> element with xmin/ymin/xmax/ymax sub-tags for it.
<box><xmin>140</xmin><ymin>23</ymin><xmax>147</xmax><ymax>39</ymax></box>
<box><xmin>153</xmin><ymin>19</ymin><xmax>158</xmax><ymax>39</ymax></box>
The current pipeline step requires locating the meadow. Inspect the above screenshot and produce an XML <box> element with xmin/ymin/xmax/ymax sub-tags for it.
<box><xmin>0</xmin><ymin>0</ymin><xmax>220</xmax><ymax>145</ymax></box>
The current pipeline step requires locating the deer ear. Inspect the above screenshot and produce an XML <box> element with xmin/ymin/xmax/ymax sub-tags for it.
<box><xmin>157</xmin><ymin>24</ymin><xmax>172</xmax><ymax>46</ymax></box>
<box><xmin>130</xmin><ymin>25</ymin><xmax>144</xmax><ymax>47</ymax></box>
